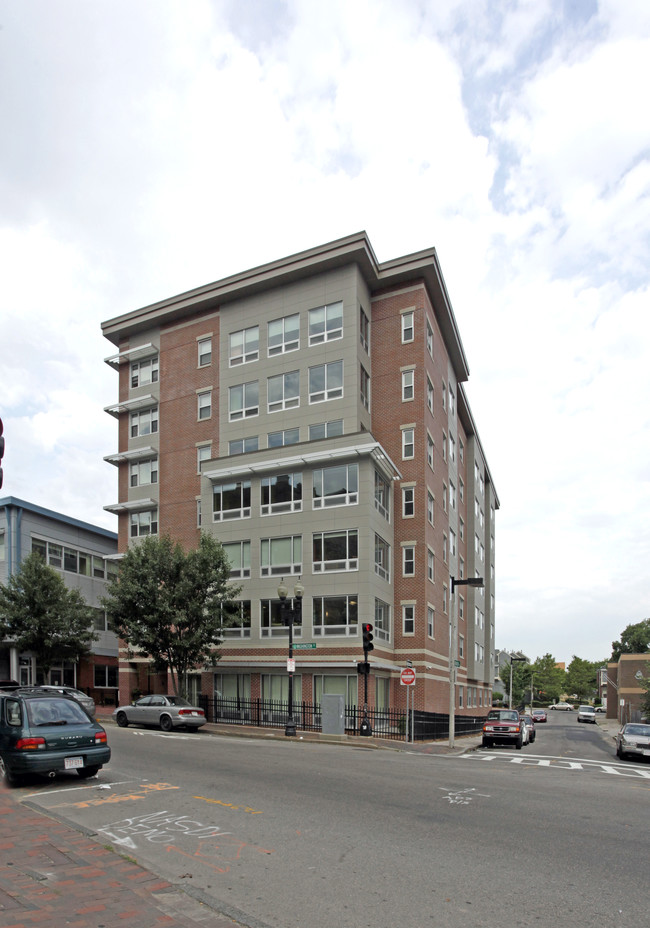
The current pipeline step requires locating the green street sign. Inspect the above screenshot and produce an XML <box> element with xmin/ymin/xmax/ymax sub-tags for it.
<box><xmin>293</xmin><ymin>643</ymin><xmax>317</xmax><ymax>650</ymax></box>
<box><xmin>454</xmin><ymin>660</ymin><xmax>461</xmax><ymax>667</ymax></box>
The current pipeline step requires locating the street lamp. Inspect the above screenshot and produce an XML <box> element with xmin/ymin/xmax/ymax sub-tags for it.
<box><xmin>509</xmin><ymin>655</ymin><xmax>526</xmax><ymax>708</ymax></box>
<box><xmin>277</xmin><ymin>579</ymin><xmax>304</xmax><ymax>737</ymax></box>
<box><xmin>449</xmin><ymin>576</ymin><xmax>484</xmax><ymax>749</ymax></box>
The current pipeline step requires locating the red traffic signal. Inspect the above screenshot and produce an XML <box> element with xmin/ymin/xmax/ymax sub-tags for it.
<box><xmin>362</xmin><ymin>623</ymin><xmax>374</xmax><ymax>653</ymax></box>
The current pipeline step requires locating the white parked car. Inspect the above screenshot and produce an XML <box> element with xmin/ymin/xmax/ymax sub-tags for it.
<box><xmin>577</xmin><ymin>705</ymin><xmax>597</xmax><ymax>723</ymax></box>
<box><xmin>113</xmin><ymin>695</ymin><xmax>206</xmax><ymax>732</ymax></box>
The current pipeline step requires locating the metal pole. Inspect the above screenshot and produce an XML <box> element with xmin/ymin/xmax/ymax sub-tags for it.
<box><xmin>448</xmin><ymin>581</ymin><xmax>457</xmax><ymax>749</ymax></box>
<box><xmin>286</xmin><ymin>613</ymin><xmax>296</xmax><ymax>737</ymax></box>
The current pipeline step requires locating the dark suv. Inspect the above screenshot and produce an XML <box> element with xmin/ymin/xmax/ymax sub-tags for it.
<box><xmin>0</xmin><ymin>689</ymin><xmax>110</xmax><ymax>786</ymax></box>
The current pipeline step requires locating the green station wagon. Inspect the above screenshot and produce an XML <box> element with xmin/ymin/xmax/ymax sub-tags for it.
<box><xmin>0</xmin><ymin>690</ymin><xmax>110</xmax><ymax>786</ymax></box>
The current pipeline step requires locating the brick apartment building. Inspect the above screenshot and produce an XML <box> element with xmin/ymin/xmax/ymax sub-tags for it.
<box><xmin>101</xmin><ymin>232</ymin><xmax>498</xmax><ymax>718</ymax></box>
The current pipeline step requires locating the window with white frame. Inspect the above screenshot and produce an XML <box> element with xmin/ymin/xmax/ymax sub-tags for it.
<box><xmin>459</xmin><ymin>479</ymin><xmax>464</xmax><ymax>503</ymax></box>
<box><xmin>309</xmin><ymin>419</ymin><xmax>343</xmax><ymax>440</ymax></box>
<box><xmin>459</xmin><ymin>596</ymin><xmax>464</xmax><ymax>620</ymax></box>
<box><xmin>442</xmin><ymin>383</ymin><xmax>447</xmax><ymax>410</ymax></box>
<box><xmin>261</xmin><ymin>598</ymin><xmax>302</xmax><ymax>638</ymax></box>
<box><xmin>229</xmin><ymin>381</ymin><xmax>259</xmax><ymax>420</ymax></box>
<box><xmin>449</xmin><ymin>435</ymin><xmax>456</xmax><ymax>463</ymax></box>
<box><xmin>402</xmin><ymin>369</ymin><xmax>414</xmax><ymax>401</ymax></box>
<box><xmin>313</xmin><ymin>594</ymin><xmax>358</xmax><ymax>636</ymax></box>
<box><xmin>401</xmin><ymin>311</ymin><xmax>414</xmax><ymax>343</ymax></box>
<box><xmin>313</xmin><ymin>529</ymin><xmax>358</xmax><ymax>572</ymax></box>
<box><xmin>443</xmin><ymin>584</ymin><xmax>448</xmax><ymax>613</ymax></box>
<box><xmin>261</xmin><ymin>535</ymin><xmax>302</xmax><ymax>576</ymax></box>
<box><xmin>449</xmin><ymin>389</ymin><xmax>455</xmax><ymax>415</ymax></box>
<box><xmin>130</xmin><ymin>457</ymin><xmax>158</xmax><ymax>487</ymax></box>
<box><xmin>261</xmin><ymin>473</ymin><xmax>302</xmax><ymax>515</ymax></box>
<box><xmin>213</xmin><ymin>481</ymin><xmax>251</xmax><ymax>520</ymax></box>
<box><xmin>198</xmin><ymin>391</ymin><xmax>212</xmax><ymax>420</ymax></box>
<box><xmin>402</xmin><ymin>544</ymin><xmax>415</xmax><ymax>576</ymax></box>
<box><xmin>197</xmin><ymin>498</ymin><xmax>202</xmax><ymax>527</ymax></box>
<box><xmin>427</xmin><ymin>377</ymin><xmax>433</xmax><ymax>413</ymax></box>
<box><xmin>130</xmin><ymin>510</ymin><xmax>158</xmax><ymax>537</ymax></box>
<box><xmin>229</xmin><ymin>436</ymin><xmax>259</xmax><ymax>455</ymax></box>
<box><xmin>375</xmin><ymin>534</ymin><xmax>390</xmax><ymax>581</ymax></box>
<box><xmin>198</xmin><ymin>337</ymin><xmax>212</xmax><ymax>367</ymax></box>
<box><xmin>268</xmin><ymin>314</ymin><xmax>299</xmax><ymax>356</ymax></box>
<box><xmin>459</xmin><ymin>438</ymin><xmax>464</xmax><ymax>463</ymax></box>
<box><xmin>402</xmin><ymin>486</ymin><xmax>415</xmax><ymax>518</ymax></box>
<box><xmin>427</xmin><ymin>549</ymin><xmax>434</xmax><ymax>582</ymax></box>
<box><xmin>221</xmin><ymin>601</ymin><xmax>251</xmax><ymax>638</ymax></box>
<box><xmin>442</xmin><ymin>483</ymin><xmax>447</xmax><ymax>512</ymax></box>
<box><xmin>309</xmin><ymin>360</ymin><xmax>343</xmax><ymax>403</ymax></box>
<box><xmin>309</xmin><ymin>301</ymin><xmax>343</xmax><ymax>345</ymax></box>
<box><xmin>449</xmin><ymin>481</ymin><xmax>456</xmax><ymax>510</ymax></box>
<box><xmin>374</xmin><ymin>471</ymin><xmax>390</xmax><ymax>520</ymax></box>
<box><xmin>131</xmin><ymin>356</ymin><xmax>158</xmax><ymax>388</ymax></box>
<box><xmin>450</xmin><ymin>529</ymin><xmax>457</xmax><ymax>557</ymax></box>
<box><xmin>360</xmin><ymin>308</ymin><xmax>370</xmax><ymax>352</ymax></box>
<box><xmin>313</xmin><ymin>463</ymin><xmax>358</xmax><ymax>508</ymax></box>
<box><xmin>229</xmin><ymin>326</ymin><xmax>259</xmax><ymax>365</ymax></box>
<box><xmin>223</xmin><ymin>541</ymin><xmax>251</xmax><ymax>578</ymax></box>
<box><xmin>360</xmin><ymin>364</ymin><xmax>370</xmax><ymax>411</ymax></box>
<box><xmin>268</xmin><ymin>370</ymin><xmax>300</xmax><ymax>413</ymax></box>
<box><xmin>426</xmin><ymin>319</ymin><xmax>433</xmax><ymax>357</ymax></box>
<box><xmin>442</xmin><ymin>433</ymin><xmax>447</xmax><ymax>460</ymax></box>
<box><xmin>402</xmin><ymin>427</ymin><xmax>414</xmax><ymax>459</ymax></box>
<box><xmin>459</xmin><ymin>557</ymin><xmax>465</xmax><ymax>580</ymax></box>
<box><xmin>428</xmin><ymin>606</ymin><xmax>435</xmax><ymax>638</ymax></box>
<box><xmin>402</xmin><ymin>604</ymin><xmax>415</xmax><ymax>634</ymax></box>
<box><xmin>130</xmin><ymin>406</ymin><xmax>158</xmax><ymax>437</ymax></box>
<box><xmin>459</xmin><ymin>635</ymin><xmax>464</xmax><ymax>657</ymax></box>
<box><xmin>427</xmin><ymin>490</ymin><xmax>434</xmax><ymax>525</ymax></box>
<box><xmin>442</xmin><ymin>534</ymin><xmax>448</xmax><ymax>563</ymax></box>
<box><xmin>197</xmin><ymin>445</ymin><xmax>211</xmax><ymax>472</ymax></box>
<box><xmin>375</xmin><ymin>598</ymin><xmax>390</xmax><ymax>642</ymax></box>
<box><xmin>427</xmin><ymin>434</ymin><xmax>434</xmax><ymax>469</ymax></box>
<box><xmin>268</xmin><ymin>428</ymin><xmax>299</xmax><ymax>448</ymax></box>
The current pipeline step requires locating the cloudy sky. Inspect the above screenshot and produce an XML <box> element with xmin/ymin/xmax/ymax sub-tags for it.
<box><xmin>1</xmin><ymin>0</ymin><xmax>648</xmax><ymax>665</ymax></box>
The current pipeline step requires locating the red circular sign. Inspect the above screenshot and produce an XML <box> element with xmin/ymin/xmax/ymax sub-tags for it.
<box><xmin>400</xmin><ymin>668</ymin><xmax>416</xmax><ymax>686</ymax></box>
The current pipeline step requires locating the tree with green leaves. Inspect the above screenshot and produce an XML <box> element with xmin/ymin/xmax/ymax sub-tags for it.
<box><xmin>102</xmin><ymin>533</ymin><xmax>239</xmax><ymax>698</ymax></box>
<box><xmin>530</xmin><ymin>653</ymin><xmax>567</xmax><ymax>704</ymax></box>
<box><xmin>565</xmin><ymin>655</ymin><xmax>602</xmax><ymax>701</ymax></box>
<box><xmin>639</xmin><ymin>666</ymin><xmax>650</xmax><ymax>719</ymax></box>
<box><xmin>611</xmin><ymin>619</ymin><xmax>650</xmax><ymax>661</ymax></box>
<box><xmin>0</xmin><ymin>551</ymin><xmax>97</xmax><ymax>676</ymax></box>
<box><xmin>499</xmin><ymin>657</ymin><xmax>530</xmax><ymax>707</ymax></box>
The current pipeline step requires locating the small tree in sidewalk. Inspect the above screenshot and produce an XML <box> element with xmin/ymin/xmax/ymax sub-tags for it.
<box><xmin>102</xmin><ymin>533</ymin><xmax>239</xmax><ymax>698</ymax></box>
<box><xmin>0</xmin><ymin>551</ymin><xmax>97</xmax><ymax>677</ymax></box>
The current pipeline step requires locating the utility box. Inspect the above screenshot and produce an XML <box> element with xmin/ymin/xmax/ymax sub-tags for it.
<box><xmin>321</xmin><ymin>694</ymin><xmax>345</xmax><ymax>735</ymax></box>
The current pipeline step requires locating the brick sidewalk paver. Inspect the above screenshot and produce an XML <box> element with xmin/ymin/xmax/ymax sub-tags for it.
<box><xmin>0</xmin><ymin>786</ymin><xmax>243</xmax><ymax>927</ymax></box>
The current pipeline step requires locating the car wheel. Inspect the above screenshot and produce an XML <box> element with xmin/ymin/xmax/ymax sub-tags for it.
<box><xmin>482</xmin><ymin>738</ymin><xmax>492</xmax><ymax>748</ymax></box>
<box><xmin>77</xmin><ymin>766</ymin><xmax>100</xmax><ymax>779</ymax></box>
<box><xmin>160</xmin><ymin>714</ymin><xmax>173</xmax><ymax>732</ymax></box>
<box><xmin>116</xmin><ymin>711</ymin><xmax>129</xmax><ymax>728</ymax></box>
<box><xmin>515</xmin><ymin>736</ymin><xmax>523</xmax><ymax>750</ymax></box>
<box><xmin>616</xmin><ymin>745</ymin><xmax>627</xmax><ymax>760</ymax></box>
<box><xmin>0</xmin><ymin>755</ymin><xmax>19</xmax><ymax>787</ymax></box>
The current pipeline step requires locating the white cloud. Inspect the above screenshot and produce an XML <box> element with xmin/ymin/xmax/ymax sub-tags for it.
<box><xmin>1</xmin><ymin>0</ymin><xmax>648</xmax><ymax>662</ymax></box>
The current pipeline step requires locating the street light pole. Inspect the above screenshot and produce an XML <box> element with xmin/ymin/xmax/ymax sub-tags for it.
<box><xmin>449</xmin><ymin>576</ymin><xmax>484</xmax><ymax>749</ymax></box>
<box><xmin>509</xmin><ymin>655</ymin><xmax>526</xmax><ymax>708</ymax></box>
<box><xmin>277</xmin><ymin>579</ymin><xmax>304</xmax><ymax>738</ymax></box>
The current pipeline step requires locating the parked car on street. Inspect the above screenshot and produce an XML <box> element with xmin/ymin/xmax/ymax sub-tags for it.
<box><xmin>0</xmin><ymin>689</ymin><xmax>110</xmax><ymax>786</ymax></box>
<box><xmin>482</xmin><ymin>709</ymin><xmax>526</xmax><ymax>750</ymax></box>
<box><xmin>520</xmin><ymin>714</ymin><xmax>536</xmax><ymax>743</ymax></box>
<box><xmin>550</xmin><ymin>702</ymin><xmax>574</xmax><ymax>711</ymax></box>
<box><xmin>113</xmin><ymin>695</ymin><xmax>206</xmax><ymax>732</ymax></box>
<box><xmin>11</xmin><ymin>685</ymin><xmax>95</xmax><ymax>718</ymax></box>
<box><xmin>532</xmin><ymin>709</ymin><xmax>547</xmax><ymax>723</ymax></box>
<box><xmin>615</xmin><ymin>723</ymin><xmax>650</xmax><ymax>761</ymax></box>
<box><xmin>577</xmin><ymin>705</ymin><xmax>597</xmax><ymax>723</ymax></box>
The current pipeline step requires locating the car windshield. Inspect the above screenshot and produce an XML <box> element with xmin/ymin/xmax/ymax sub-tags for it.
<box><xmin>580</xmin><ymin>706</ymin><xmax>594</xmax><ymax>711</ymax></box>
<box><xmin>27</xmin><ymin>697</ymin><xmax>90</xmax><ymax>726</ymax></box>
<box><xmin>624</xmin><ymin>724</ymin><xmax>650</xmax><ymax>736</ymax></box>
<box><xmin>166</xmin><ymin>696</ymin><xmax>192</xmax><ymax>706</ymax></box>
<box><xmin>487</xmin><ymin>710</ymin><xmax>519</xmax><ymax>721</ymax></box>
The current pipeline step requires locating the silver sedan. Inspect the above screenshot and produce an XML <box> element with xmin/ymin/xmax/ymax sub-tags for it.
<box><xmin>113</xmin><ymin>695</ymin><xmax>206</xmax><ymax>732</ymax></box>
<box><xmin>615</xmin><ymin>723</ymin><xmax>650</xmax><ymax>761</ymax></box>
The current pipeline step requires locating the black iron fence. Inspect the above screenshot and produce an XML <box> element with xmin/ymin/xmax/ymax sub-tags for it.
<box><xmin>198</xmin><ymin>695</ymin><xmax>486</xmax><ymax>742</ymax></box>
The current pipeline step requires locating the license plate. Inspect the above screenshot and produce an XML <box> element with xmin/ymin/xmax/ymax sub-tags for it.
<box><xmin>64</xmin><ymin>756</ymin><xmax>84</xmax><ymax>769</ymax></box>
<box><xmin>642</xmin><ymin>749</ymin><xmax>650</xmax><ymax>756</ymax></box>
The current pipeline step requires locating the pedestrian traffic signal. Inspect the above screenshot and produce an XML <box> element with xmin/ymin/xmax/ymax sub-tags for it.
<box><xmin>362</xmin><ymin>622</ymin><xmax>374</xmax><ymax>653</ymax></box>
<box><xmin>357</xmin><ymin>661</ymin><xmax>371</xmax><ymax>675</ymax></box>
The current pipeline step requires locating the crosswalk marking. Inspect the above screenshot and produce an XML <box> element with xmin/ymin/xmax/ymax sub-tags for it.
<box><xmin>464</xmin><ymin>751</ymin><xmax>650</xmax><ymax>779</ymax></box>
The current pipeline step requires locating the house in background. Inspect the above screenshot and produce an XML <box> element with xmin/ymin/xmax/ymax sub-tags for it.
<box><xmin>0</xmin><ymin>497</ymin><xmax>118</xmax><ymax>703</ymax></box>
<box><xmin>606</xmin><ymin>654</ymin><xmax>650</xmax><ymax>724</ymax></box>
<box><xmin>102</xmin><ymin>231</ymin><xmax>499</xmax><ymax>718</ymax></box>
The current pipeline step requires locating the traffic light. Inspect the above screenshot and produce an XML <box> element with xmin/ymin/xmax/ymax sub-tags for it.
<box><xmin>0</xmin><ymin>417</ymin><xmax>4</xmax><ymax>490</ymax></box>
<box><xmin>357</xmin><ymin>661</ymin><xmax>371</xmax><ymax>675</ymax></box>
<box><xmin>362</xmin><ymin>622</ymin><xmax>374</xmax><ymax>653</ymax></box>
